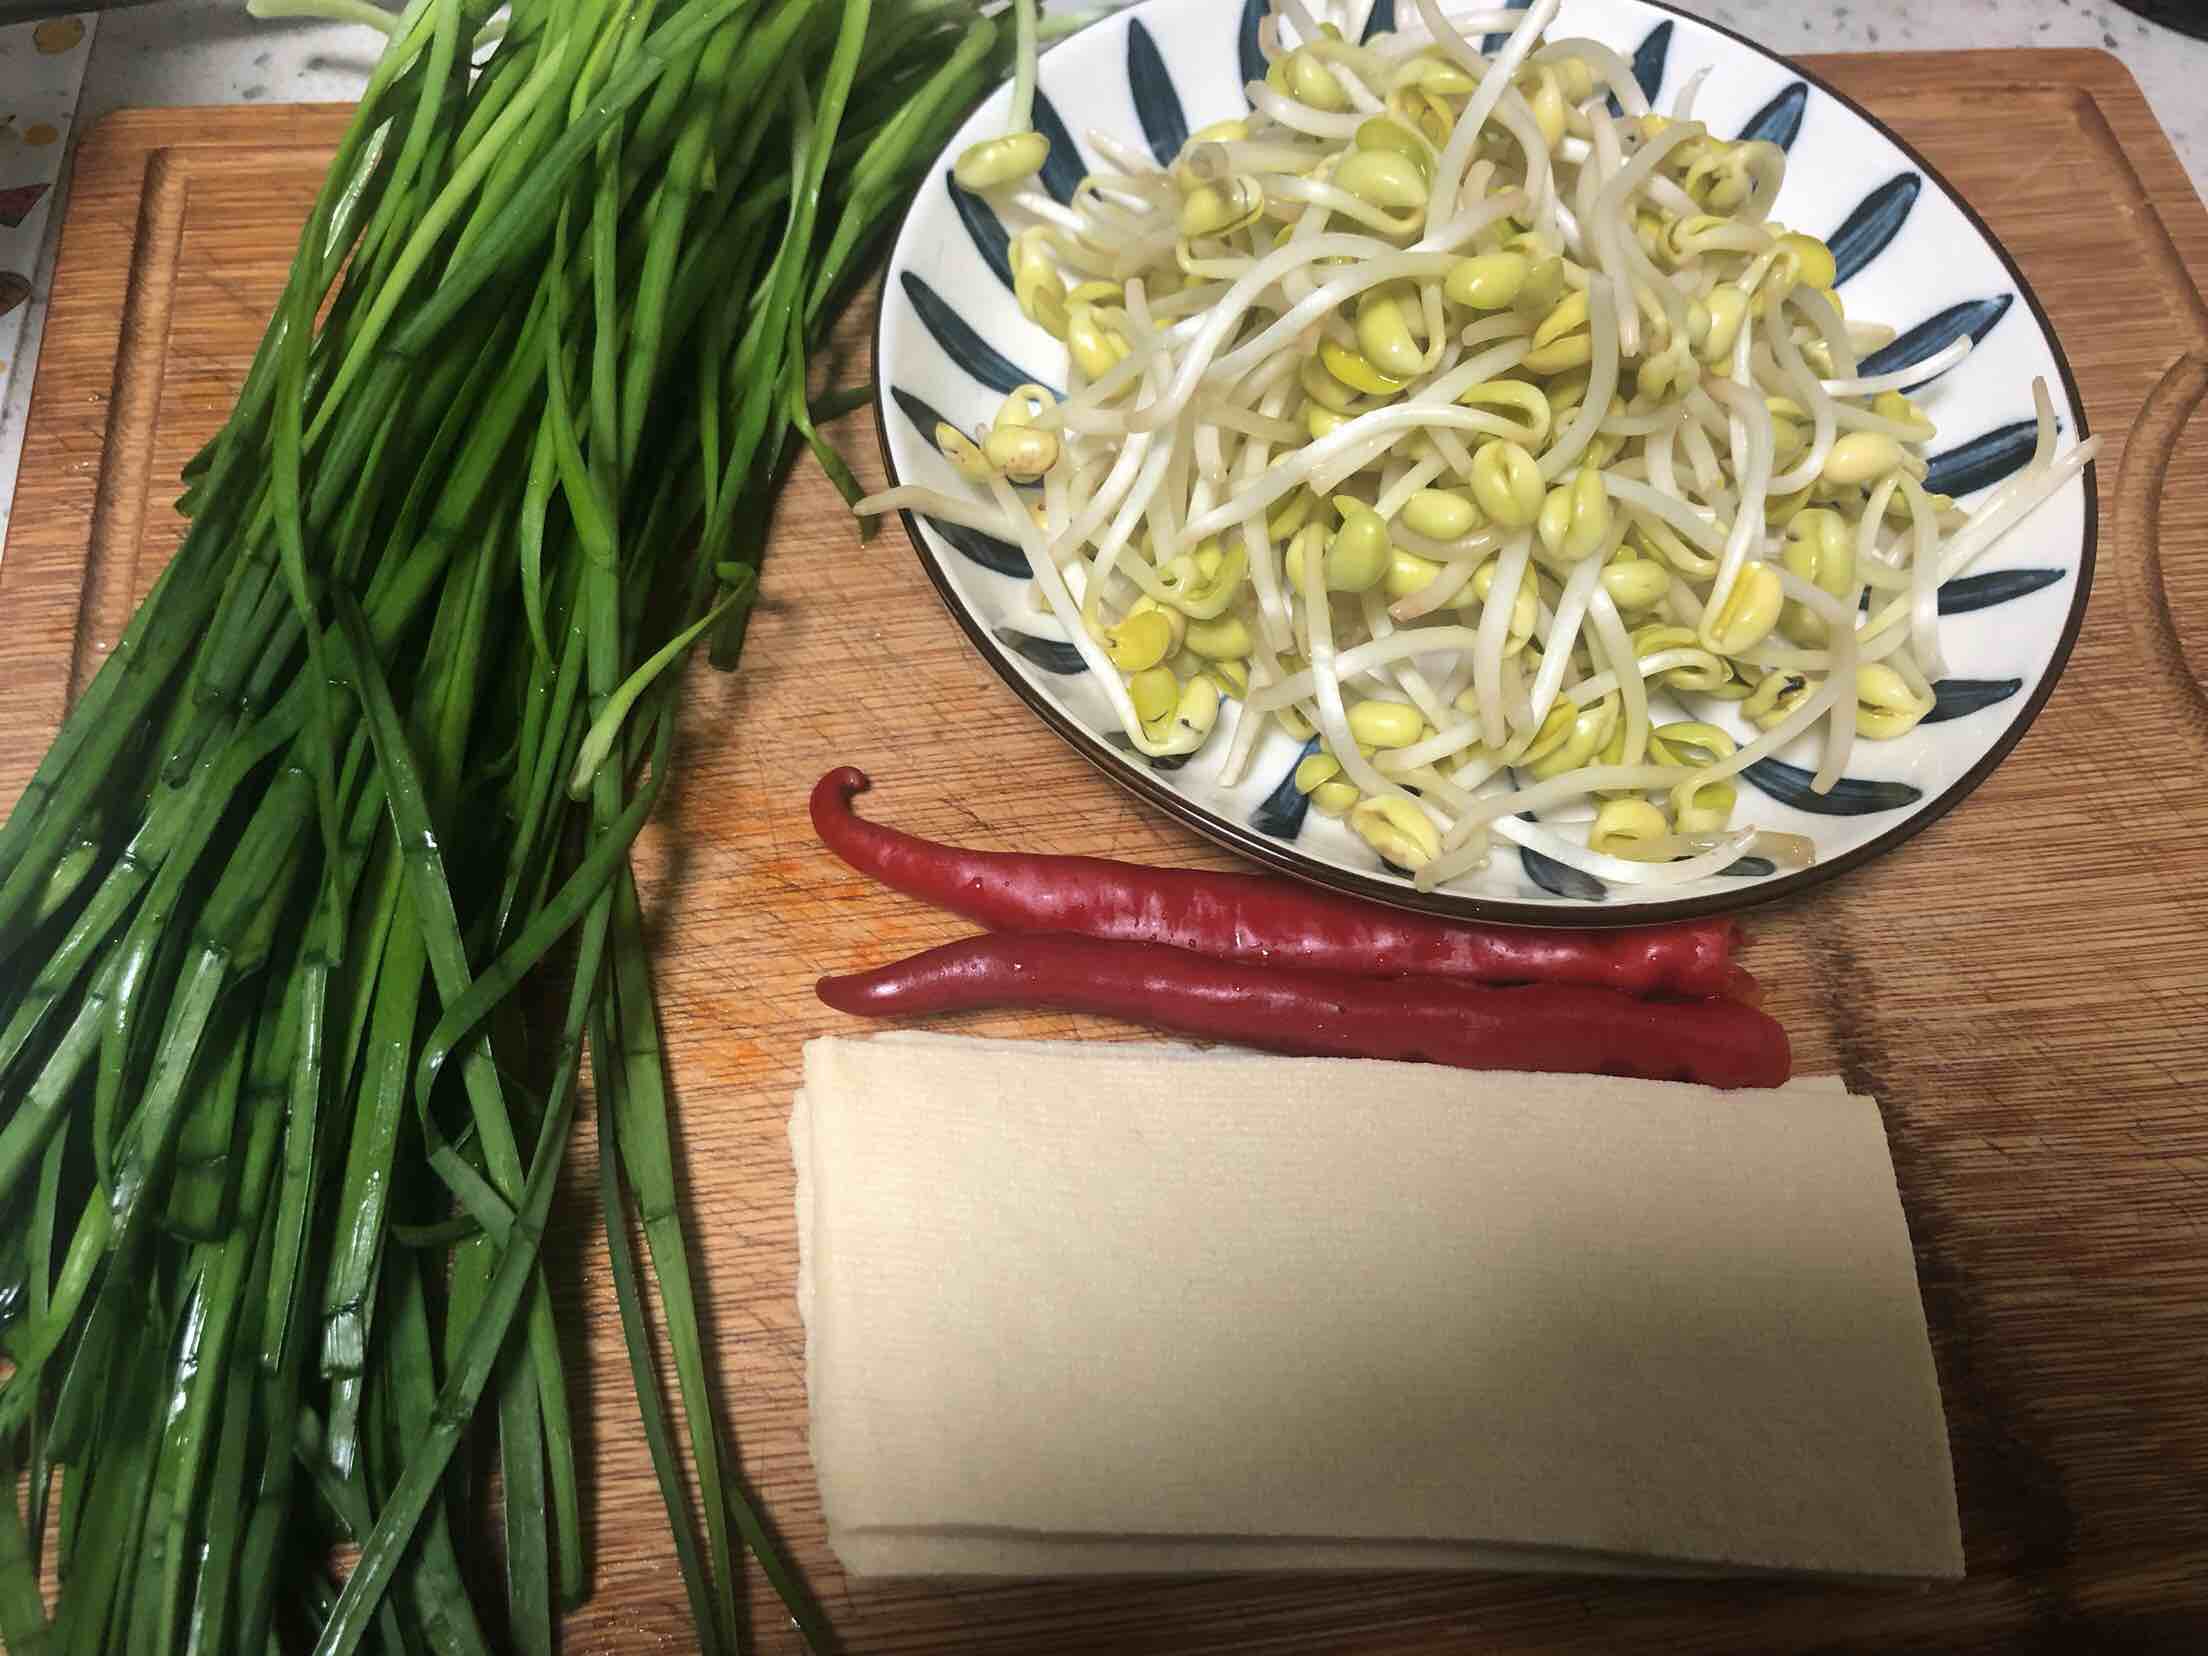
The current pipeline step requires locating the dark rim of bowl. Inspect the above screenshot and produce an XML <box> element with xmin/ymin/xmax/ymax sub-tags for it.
<box><xmin>867</xmin><ymin>0</ymin><xmax>2098</xmax><ymax>929</ymax></box>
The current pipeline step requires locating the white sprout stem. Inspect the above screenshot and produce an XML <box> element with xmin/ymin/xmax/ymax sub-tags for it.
<box><xmin>1470</xmin><ymin>530</ymin><xmax>1534</xmax><ymax>748</ymax></box>
<box><xmin>1693</xmin><ymin>674</ymin><xmax>1851</xmax><ymax>787</ymax></box>
<box><xmin>1536</xmin><ymin>281</ymin><xmax>1621</xmax><ymax>480</ymax></box>
<box><xmin>1565</xmin><ymin>647</ymin><xmax>1722</xmax><ymax>705</ymax></box>
<box><xmin>1249</xmin><ymin>624</ymin><xmax>1490</xmax><ymax>711</ymax></box>
<box><xmin>1823</xmin><ymin>335</ymin><xmax>1972</xmax><ymax>398</ymax></box>
<box><xmin>1526</xmin><ymin>551</ymin><xmax>1607</xmax><ymax>726</ymax></box>
<box><xmin>1422</xmin><ymin>0</ymin><xmax>1562</xmax><ymax>229</ymax></box>
<box><xmin>1176</xmin><ymin>404</ymin><xmax>1540</xmax><ymax>551</ymax></box>
<box><xmin>1770</xmin><ymin>567</ymin><xmax>1859</xmax><ymax>792</ymax></box>
<box><xmin>1483</xmin><ymin>815</ymin><xmax>1757</xmax><ymax>887</ymax></box>
<box><xmin>1671</xmin><ymin>64</ymin><xmax>1712</xmax><ymax>121</ymax></box>
<box><xmin>1792</xmin><ymin>285</ymin><xmax>1859</xmax><ymax>379</ymax></box>
<box><xmin>1696</xmin><ymin>378</ymin><xmax>1776</xmax><ymax>635</ymax></box>
<box><xmin>1298</xmin><ymin>505</ymin><xmax>1434</xmax><ymax>816</ymax></box>
<box><xmin>1374</xmin><ymin>454</ymin><xmax>1448</xmax><ymax>520</ymax></box>
<box><xmin>1531</xmin><ymin>36</ymin><xmax>1652</xmax><ymax>116</ymax></box>
<box><xmin>1584</xmin><ymin>587</ymin><xmax>1649</xmax><ymax>766</ymax></box>
<box><xmin>1064</xmin><ymin>233</ymin><xmax>1409</xmax><ymax>435</ymax></box>
<box><xmin>986</xmin><ymin>476</ymin><xmax>1175</xmax><ymax>757</ymax></box>
<box><xmin>1248</xmin><ymin>80</ymin><xmax>1365</xmax><ymax>138</ymax></box>
<box><xmin>1388</xmin><ymin>556</ymin><xmax>1480</xmax><ymax>621</ymax></box>
<box><xmin>1209</xmin><ymin>237</ymin><xmax>1510</xmax><ymax>386</ymax></box>
<box><xmin>1361</xmin><ymin>588</ymin><xmax>1452</xmax><ymax>724</ymax></box>
<box><xmin>1005</xmin><ymin>0</ymin><xmax>1041</xmax><ymax>131</ymax></box>
<box><xmin>1604</xmin><ymin>475</ymin><xmax>1726</xmax><ymax>555</ymax></box>
<box><xmin>1898</xmin><ymin>470</ymin><xmax>1948</xmax><ymax>681</ymax></box>
<box><xmin>1446</xmin><ymin>764</ymin><xmax>1698</xmax><ymax>844</ymax></box>
<box><xmin>853</xmin><ymin>485</ymin><xmax>1025</xmax><ymax>538</ymax></box>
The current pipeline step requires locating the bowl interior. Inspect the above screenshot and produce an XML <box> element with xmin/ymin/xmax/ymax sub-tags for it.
<box><xmin>874</xmin><ymin>0</ymin><xmax>2095</xmax><ymax>924</ymax></box>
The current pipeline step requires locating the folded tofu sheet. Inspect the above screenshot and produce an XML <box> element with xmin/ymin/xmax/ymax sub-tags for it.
<box><xmin>791</xmin><ymin>1033</ymin><xmax>1960</xmax><ymax>1581</ymax></box>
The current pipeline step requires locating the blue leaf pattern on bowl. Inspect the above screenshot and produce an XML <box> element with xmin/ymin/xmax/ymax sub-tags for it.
<box><xmin>901</xmin><ymin>271</ymin><xmax>1061</xmax><ymax>400</ymax></box>
<box><xmin>1858</xmin><ymin>293</ymin><xmax>2013</xmax><ymax>390</ymax></box>
<box><xmin>1238</xmin><ymin>0</ymin><xmax>1268</xmax><ymax>97</ymax></box>
<box><xmin>992</xmin><ymin>628</ymin><xmax>1088</xmax><ymax>674</ymax></box>
<box><xmin>1360</xmin><ymin>0</ymin><xmax>1397</xmax><ymax>44</ymax></box>
<box><xmin>1856</xmin><ymin>564</ymin><xmax>2068</xmax><ymax>615</ymax></box>
<box><xmin>1519</xmin><ymin>813</ymin><xmax>1606</xmax><ymax>899</ymax></box>
<box><xmin>1939</xmin><ymin>566</ymin><xmax>2066</xmax><ymax>614</ymax></box>
<box><xmin>1251</xmin><ymin>736</ymin><xmax>1323</xmax><ymax>839</ymax></box>
<box><xmin>1924</xmin><ymin>677</ymin><xmax>2022</xmax><ymax>724</ymax></box>
<box><xmin>1827</xmin><ymin>172</ymin><xmax>1920</xmax><ymax>286</ymax></box>
<box><xmin>1737</xmin><ymin>81</ymin><xmax>1807</xmax><ymax>149</ymax></box>
<box><xmin>1608</xmin><ymin>19</ymin><xmax>1671</xmax><ymax>115</ymax></box>
<box><xmin>888</xmin><ymin>384</ymin><xmax>959</xmax><ymax>447</ymax></box>
<box><xmin>945</xmin><ymin>171</ymin><xmax>1014</xmax><ymax>290</ymax></box>
<box><xmin>1721</xmin><ymin>856</ymin><xmax>1777</xmax><ymax>878</ymax></box>
<box><xmin>921</xmin><ymin>515</ymin><xmax>1027</xmax><ymax>578</ymax></box>
<box><xmin>1922</xmin><ymin>417</ymin><xmax>2046</xmax><ymax>497</ymax></box>
<box><xmin>1127</xmin><ymin>20</ymin><xmax>1188</xmax><ymax>166</ymax></box>
<box><xmin>1741</xmin><ymin>759</ymin><xmax>1921</xmax><ymax>815</ymax></box>
<box><xmin>1030</xmin><ymin>91</ymin><xmax>1086</xmax><ymax>204</ymax></box>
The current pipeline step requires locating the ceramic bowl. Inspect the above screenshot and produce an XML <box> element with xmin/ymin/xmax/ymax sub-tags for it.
<box><xmin>872</xmin><ymin>0</ymin><xmax>2095</xmax><ymax>923</ymax></box>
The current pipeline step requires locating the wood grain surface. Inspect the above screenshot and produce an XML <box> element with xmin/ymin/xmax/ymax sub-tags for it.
<box><xmin>3</xmin><ymin>47</ymin><xmax>2207</xmax><ymax>1654</ymax></box>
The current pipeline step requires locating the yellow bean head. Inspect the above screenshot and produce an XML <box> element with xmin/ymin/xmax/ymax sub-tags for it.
<box><xmin>1106</xmin><ymin>608</ymin><xmax>1179</xmax><ymax>674</ymax></box>
<box><xmin>1777</xmin><ymin>507</ymin><xmax>1855</xmax><ymax>645</ymax></box>
<box><xmin>1179</xmin><ymin>175</ymin><xmax>1266</xmax><ymax>239</ymax></box>
<box><xmin>1701</xmin><ymin>560</ymin><xmax>1784</xmax><ymax>654</ymax></box>
<box><xmin>1355</xmin><ymin>115</ymin><xmax>1432</xmax><ymax>174</ymax></box>
<box><xmin>1854</xmin><ymin>664</ymin><xmax>1935</xmax><ymax>739</ymax></box>
<box><xmin>1294</xmin><ymin>752</ymin><xmax>1343</xmax><ymax>794</ymax></box>
<box><xmin>1698</xmin><ymin>285</ymin><xmax>1748</xmax><ymax>365</ymax></box>
<box><xmin>1317</xmin><ymin>337</ymin><xmax>1406</xmax><ymax>397</ymax></box>
<box><xmin>1536</xmin><ymin>467</ymin><xmax>1611</xmax><ymax>562</ymax></box>
<box><xmin>1600</xmin><ymin>554</ymin><xmax>1670</xmax><ymax>612</ymax></box>
<box><xmin>1444</xmin><ymin>250</ymin><xmax>1529</xmax><ymax>310</ymax></box>
<box><xmin>934</xmin><ymin>421</ymin><xmax>994</xmax><ymax>483</ymax></box>
<box><xmin>1286</xmin><ymin>47</ymin><xmax>1352</xmax><ymax>110</ymax></box>
<box><xmin>1400</xmin><ymin>488</ymin><xmax>1478</xmax><ymax>541</ymax></box>
<box><xmin>1822</xmin><ymin>431</ymin><xmax>1907</xmax><ymax>487</ymax></box>
<box><xmin>1334</xmin><ymin>148</ymin><xmax>1429</xmax><ymax>213</ymax></box>
<box><xmin>1354</xmin><ymin>288</ymin><xmax>1425</xmax><ymax>380</ymax></box>
<box><xmin>1742</xmin><ymin>670</ymin><xmax>1820</xmax><ymax>729</ymax></box>
<box><xmin>954</xmin><ymin>130</ymin><xmax>1052</xmax><ymax>191</ymax></box>
<box><xmin>1350</xmin><ymin>796</ymin><xmax>1441</xmax><ymax>870</ymax></box>
<box><xmin>1324</xmin><ymin>497</ymin><xmax>1391</xmax><ymax>592</ymax></box>
<box><xmin>1383</xmin><ymin>545</ymin><xmax>1444</xmax><ymax>599</ymax></box>
<box><xmin>1670</xmin><ymin>778</ymin><xmax>1737</xmax><ymax>834</ymax></box>
<box><xmin>1126</xmin><ymin>665</ymin><xmax>1179</xmax><ymax>723</ymax></box>
<box><xmin>1182</xmin><ymin>613</ymin><xmax>1253</xmax><ymax>661</ymax></box>
<box><xmin>1470</xmin><ymin>439</ymin><xmax>1544</xmax><ymax>527</ymax></box>
<box><xmin>1771</xmin><ymin>231</ymin><xmax>1837</xmax><ymax>291</ymax></box>
<box><xmin>982</xmin><ymin>425</ymin><xmax>1060</xmax><ymax>482</ymax></box>
<box><xmin>1347</xmin><ymin>700</ymin><xmax>1423</xmax><ymax>748</ymax></box>
<box><xmin>1589</xmin><ymin>799</ymin><xmax>1668</xmax><ymax>858</ymax></box>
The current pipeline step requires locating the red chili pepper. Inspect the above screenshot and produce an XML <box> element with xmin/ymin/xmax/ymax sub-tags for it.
<box><xmin>812</xmin><ymin>767</ymin><xmax>1741</xmax><ymax>997</ymax></box>
<box><xmin>817</xmin><ymin>933</ymin><xmax>1792</xmax><ymax>1090</ymax></box>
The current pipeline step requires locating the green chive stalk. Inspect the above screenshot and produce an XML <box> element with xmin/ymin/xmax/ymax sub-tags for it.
<box><xmin>0</xmin><ymin>0</ymin><xmax>1030</xmax><ymax>1649</ymax></box>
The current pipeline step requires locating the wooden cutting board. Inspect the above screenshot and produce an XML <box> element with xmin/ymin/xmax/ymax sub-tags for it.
<box><xmin>4</xmin><ymin>49</ymin><xmax>2207</xmax><ymax>1654</ymax></box>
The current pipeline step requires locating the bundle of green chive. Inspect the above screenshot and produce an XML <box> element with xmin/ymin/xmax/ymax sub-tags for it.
<box><xmin>0</xmin><ymin>1</ymin><xmax>1041</xmax><ymax>1650</ymax></box>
